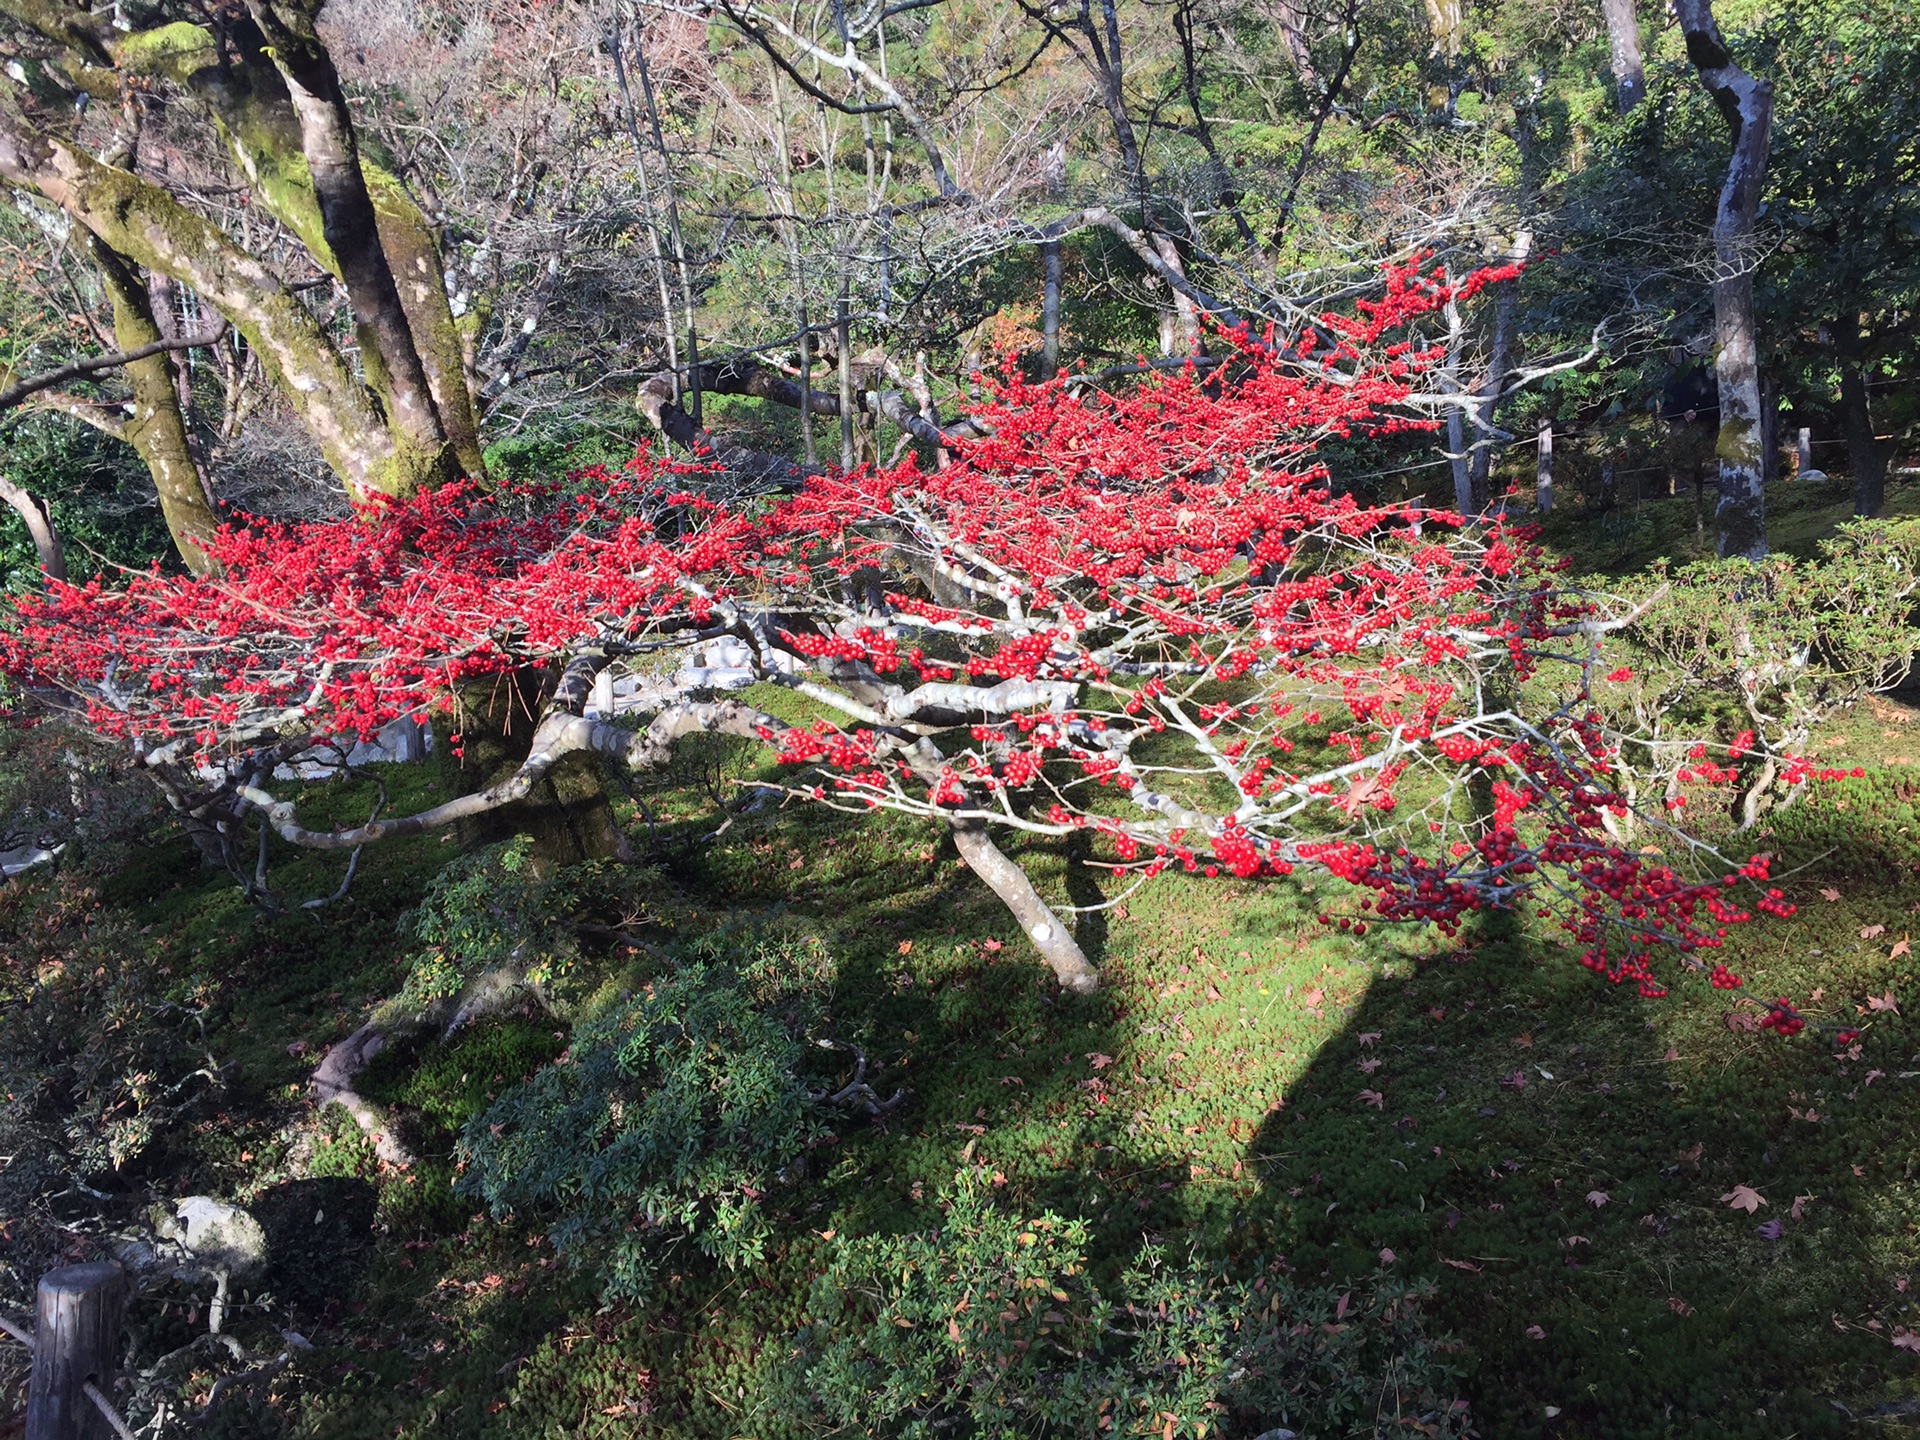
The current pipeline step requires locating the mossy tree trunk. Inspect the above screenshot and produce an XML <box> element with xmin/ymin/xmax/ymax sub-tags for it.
<box><xmin>0</xmin><ymin>0</ymin><xmax>488</xmax><ymax>538</ymax></box>
<box><xmin>86</xmin><ymin>236</ymin><xmax>221</xmax><ymax>574</ymax></box>
<box><xmin>437</xmin><ymin>669</ymin><xmax>629</xmax><ymax>867</ymax></box>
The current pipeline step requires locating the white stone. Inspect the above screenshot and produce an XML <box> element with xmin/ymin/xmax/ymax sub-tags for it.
<box><xmin>166</xmin><ymin>1197</ymin><xmax>269</xmax><ymax>1279</ymax></box>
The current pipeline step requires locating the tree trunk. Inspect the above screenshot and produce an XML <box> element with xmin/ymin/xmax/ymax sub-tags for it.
<box><xmin>948</xmin><ymin>817</ymin><xmax>1098</xmax><ymax>993</ymax></box>
<box><xmin>1675</xmin><ymin>0</ymin><xmax>1774</xmax><ymax>560</ymax></box>
<box><xmin>1837</xmin><ymin>345</ymin><xmax>1891</xmax><ymax>518</ymax></box>
<box><xmin>1601</xmin><ymin>0</ymin><xmax>1646</xmax><ymax>112</ymax></box>
<box><xmin>439</xmin><ymin>669</ymin><xmax>627</xmax><ymax>866</ymax></box>
<box><xmin>1535</xmin><ymin>421</ymin><xmax>1553</xmax><ymax>513</ymax></box>
<box><xmin>87</xmin><ymin>237</ymin><xmax>221</xmax><ymax>573</ymax></box>
<box><xmin>0</xmin><ymin>128</ymin><xmax>408</xmax><ymax>499</ymax></box>
<box><xmin>244</xmin><ymin>0</ymin><xmax>454</xmax><ymax>490</ymax></box>
<box><xmin>0</xmin><ymin>473</ymin><xmax>64</xmax><ymax>580</ymax></box>
<box><xmin>1041</xmin><ymin>240</ymin><xmax>1062</xmax><ymax>381</ymax></box>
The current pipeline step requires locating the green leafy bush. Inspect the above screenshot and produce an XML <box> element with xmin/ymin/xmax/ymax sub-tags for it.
<box><xmin>395</xmin><ymin>838</ymin><xmax>656</xmax><ymax>1012</ymax></box>
<box><xmin>789</xmin><ymin>1168</ymin><xmax>1470</xmax><ymax>1439</ymax></box>
<box><xmin>454</xmin><ymin>929</ymin><xmax>837</xmax><ymax>1300</ymax></box>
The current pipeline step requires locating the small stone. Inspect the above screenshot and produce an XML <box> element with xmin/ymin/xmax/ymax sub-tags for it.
<box><xmin>169</xmin><ymin>1197</ymin><xmax>269</xmax><ymax>1278</ymax></box>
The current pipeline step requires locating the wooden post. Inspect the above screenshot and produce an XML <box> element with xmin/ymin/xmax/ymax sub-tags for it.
<box><xmin>26</xmin><ymin>1263</ymin><xmax>125</xmax><ymax>1440</ymax></box>
<box><xmin>1798</xmin><ymin>426</ymin><xmax>1813</xmax><ymax>478</ymax></box>
<box><xmin>1536</xmin><ymin>421</ymin><xmax>1553</xmax><ymax>513</ymax></box>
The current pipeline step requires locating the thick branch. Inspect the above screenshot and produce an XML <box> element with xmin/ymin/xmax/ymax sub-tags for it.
<box><xmin>0</xmin><ymin>472</ymin><xmax>64</xmax><ymax>580</ymax></box>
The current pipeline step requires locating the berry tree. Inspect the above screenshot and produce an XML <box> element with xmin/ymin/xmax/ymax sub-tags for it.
<box><xmin>1</xmin><ymin>260</ymin><xmax>1791</xmax><ymax>997</ymax></box>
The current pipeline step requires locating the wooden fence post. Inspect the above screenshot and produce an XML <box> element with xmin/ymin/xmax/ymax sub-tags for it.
<box><xmin>1536</xmin><ymin>421</ymin><xmax>1553</xmax><ymax>513</ymax></box>
<box><xmin>25</xmin><ymin>1263</ymin><xmax>124</xmax><ymax>1440</ymax></box>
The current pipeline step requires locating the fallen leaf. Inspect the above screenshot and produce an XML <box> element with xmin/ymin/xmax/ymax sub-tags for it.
<box><xmin>982</xmin><ymin>938</ymin><xmax>1003</xmax><ymax>952</ymax></box>
<box><xmin>1894</xmin><ymin>938</ymin><xmax>1913</xmax><ymax>959</ymax></box>
<box><xmin>1357</xmin><ymin>1089</ymin><xmax>1385</xmax><ymax>1108</ymax></box>
<box><xmin>1792</xmin><ymin>1194</ymin><xmax>1815</xmax><ymax>1219</ymax></box>
<box><xmin>1429</xmin><ymin>1006</ymin><xmax>1448</xmax><ymax>1021</ymax></box>
<box><xmin>1756</xmin><ymin>1219</ymin><xmax>1784</xmax><ymax>1241</ymax></box>
<box><xmin>1663</xmin><ymin>1047</ymin><xmax>1681</xmax><ymax>1062</ymax></box>
<box><xmin>1206</xmin><ymin>984</ymin><xmax>1222</xmax><ymax>1002</ymax></box>
<box><xmin>1679</xmin><ymin>1143</ymin><xmax>1704</xmax><ymax>1170</ymax></box>
<box><xmin>1854</xmin><ymin>1164</ymin><xmax>1867</xmax><ymax>1178</ymax></box>
<box><xmin>1862</xmin><ymin>924</ymin><xmax>1888</xmax><ymax>939</ymax></box>
<box><xmin>1586</xmin><ymin>1190</ymin><xmax>1610</xmax><ymax>1208</ymax></box>
<box><xmin>1867</xmin><ymin>991</ymin><xmax>1901</xmax><ymax>1015</ymax></box>
<box><xmin>1303</xmin><ymin>986</ymin><xmax>1326</xmax><ymax>1008</ymax></box>
<box><xmin>1563</xmin><ymin>1235</ymin><xmax>1591</xmax><ymax>1247</ymax></box>
<box><xmin>1087</xmin><ymin>1053</ymin><xmax>1114</xmax><ymax>1070</ymax></box>
<box><xmin>1811</xmin><ymin>987</ymin><xmax>1827</xmax><ymax>1001</ymax></box>
<box><xmin>1725</xmin><ymin>1010</ymin><xmax>1761</xmax><ymax>1034</ymax></box>
<box><xmin>897</xmin><ymin>940</ymin><xmax>914</xmax><ymax>955</ymax></box>
<box><xmin>1525</xmin><ymin>1325</ymin><xmax>1546</xmax><ymax>1340</ymax></box>
<box><xmin>1668</xmin><ymin>1296</ymin><xmax>1695</xmax><ymax>1317</ymax></box>
<box><xmin>1357</xmin><ymin>1031</ymin><xmax>1382</xmax><ymax>1048</ymax></box>
<box><xmin>1500</xmin><ymin>1070</ymin><xmax>1528</xmax><ymax>1089</ymax></box>
<box><xmin>1441</xmin><ymin>1258</ymin><xmax>1483</xmax><ymax>1273</ymax></box>
<box><xmin>1512</xmin><ymin>1031</ymin><xmax>1534</xmax><ymax>1049</ymax></box>
<box><xmin>1379</xmin><ymin>1248</ymin><xmax>1397</xmax><ymax>1264</ymax></box>
<box><xmin>1821</xmin><ymin>887</ymin><xmax>1843</xmax><ymax>902</ymax></box>
<box><xmin>1893</xmin><ymin>1329</ymin><xmax>1920</xmax><ymax>1354</ymax></box>
<box><xmin>1335</xmin><ymin>1292</ymin><xmax>1351</xmax><ymax>1321</ymax></box>
<box><xmin>1357</xmin><ymin>1057</ymin><xmax>1383</xmax><ymax>1074</ymax></box>
<box><xmin>1721</xmin><ymin>1185</ymin><xmax>1767</xmax><ymax>1214</ymax></box>
<box><xmin>1867</xmin><ymin>1069</ymin><xmax>1886</xmax><ymax>1086</ymax></box>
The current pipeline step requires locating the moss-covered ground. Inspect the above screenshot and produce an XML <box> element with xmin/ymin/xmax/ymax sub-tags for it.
<box><xmin>9</xmin><ymin>476</ymin><xmax>1920</xmax><ymax>1438</ymax></box>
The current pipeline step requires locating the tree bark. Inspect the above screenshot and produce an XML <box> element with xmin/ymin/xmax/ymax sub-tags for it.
<box><xmin>1041</xmin><ymin>240</ymin><xmax>1062</xmax><ymax>380</ymax></box>
<box><xmin>948</xmin><ymin>817</ymin><xmax>1098</xmax><ymax>993</ymax></box>
<box><xmin>1535</xmin><ymin>421</ymin><xmax>1553</xmax><ymax>513</ymax></box>
<box><xmin>87</xmin><ymin>237</ymin><xmax>221</xmax><ymax>573</ymax></box>
<box><xmin>438</xmin><ymin>668</ymin><xmax>627</xmax><ymax>866</ymax></box>
<box><xmin>1601</xmin><ymin>0</ymin><xmax>1646</xmax><ymax>112</ymax></box>
<box><xmin>0</xmin><ymin>472</ymin><xmax>64</xmax><ymax>581</ymax></box>
<box><xmin>1833</xmin><ymin>322</ymin><xmax>1892</xmax><ymax>517</ymax></box>
<box><xmin>1675</xmin><ymin>0</ymin><xmax>1774</xmax><ymax>560</ymax></box>
<box><xmin>243</xmin><ymin>0</ymin><xmax>454</xmax><ymax>490</ymax></box>
<box><xmin>0</xmin><ymin>125</ymin><xmax>407</xmax><ymax>499</ymax></box>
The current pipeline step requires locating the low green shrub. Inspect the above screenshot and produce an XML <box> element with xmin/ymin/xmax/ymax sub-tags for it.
<box><xmin>454</xmin><ymin>929</ymin><xmax>837</xmax><ymax>1300</ymax></box>
<box><xmin>789</xmin><ymin>1167</ymin><xmax>1471</xmax><ymax>1439</ymax></box>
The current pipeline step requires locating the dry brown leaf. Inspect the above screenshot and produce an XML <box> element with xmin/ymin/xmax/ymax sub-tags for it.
<box><xmin>1867</xmin><ymin>991</ymin><xmax>1902</xmax><ymax>1015</ymax></box>
<box><xmin>1357</xmin><ymin>1031</ymin><xmax>1382</xmax><ymax>1048</ymax></box>
<box><xmin>1894</xmin><ymin>1330</ymin><xmax>1920</xmax><ymax>1354</ymax></box>
<box><xmin>1821</xmin><ymin>887</ymin><xmax>1843</xmax><ymax>902</ymax></box>
<box><xmin>1862</xmin><ymin>924</ymin><xmax>1888</xmax><ymax>939</ymax></box>
<box><xmin>1680</xmin><ymin>1143</ymin><xmax>1705</xmax><ymax>1170</ymax></box>
<box><xmin>1087</xmin><ymin>1053</ymin><xmax>1114</xmax><ymax>1070</ymax></box>
<box><xmin>1525</xmin><ymin>1325</ymin><xmax>1546</xmax><ymax>1340</ymax></box>
<box><xmin>1513</xmin><ymin>1032</ymin><xmax>1534</xmax><ymax>1049</ymax></box>
<box><xmin>1893</xmin><ymin>937</ymin><xmax>1912</xmax><ymax>959</ymax></box>
<box><xmin>1587</xmin><ymin>1190</ymin><xmax>1610</xmax><ymax>1208</ymax></box>
<box><xmin>1725</xmin><ymin>1010</ymin><xmax>1762</xmax><ymax>1034</ymax></box>
<box><xmin>1357</xmin><ymin>1058</ymin><xmax>1383</xmax><ymax>1074</ymax></box>
<box><xmin>1668</xmin><ymin>1296</ymin><xmax>1695</xmax><ymax>1317</ymax></box>
<box><xmin>1791</xmin><ymin>1194</ymin><xmax>1815</xmax><ymax>1220</ymax></box>
<box><xmin>1357</xmin><ymin>1089</ymin><xmax>1385</xmax><ymax>1108</ymax></box>
<box><xmin>1441</xmin><ymin>1258</ymin><xmax>1483</xmax><ymax>1273</ymax></box>
<box><xmin>1721</xmin><ymin>1185</ymin><xmax>1767</xmax><ymax>1214</ymax></box>
<box><xmin>1664</xmin><ymin>1047</ymin><xmax>1681</xmax><ymax>1062</ymax></box>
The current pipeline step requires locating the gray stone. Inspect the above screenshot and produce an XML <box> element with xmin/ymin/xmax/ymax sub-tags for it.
<box><xmin>164</xmin><ymin>1197</ymin><xmax>269</xmax><ymax>1279</ymax></box>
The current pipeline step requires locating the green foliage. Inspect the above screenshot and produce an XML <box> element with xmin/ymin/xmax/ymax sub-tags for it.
<box><xmin>395</xmin><ymin>838</ymin><xmax>645</xmax><ymax>1012</ymax></box>
<box><xmin>1601</xmin><ymin>519</ymin><xmax>1920</xmax><ymax>796</ymax></box>
<box><xmin>455</xmin><ymin>930</ymin><xmax>836</xmax><ymax>1300</ymax></box>
<box><xmin>790</xmin><ymin>1167</ymin><xmax>1469</xmax><ymax>1439</ymax></box>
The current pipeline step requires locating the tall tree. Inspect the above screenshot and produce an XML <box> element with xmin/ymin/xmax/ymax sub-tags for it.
<box><xmin>1674</xmin><ymin>0</ymin><xmax>1775</xmax><ymax>559</ymax></box>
